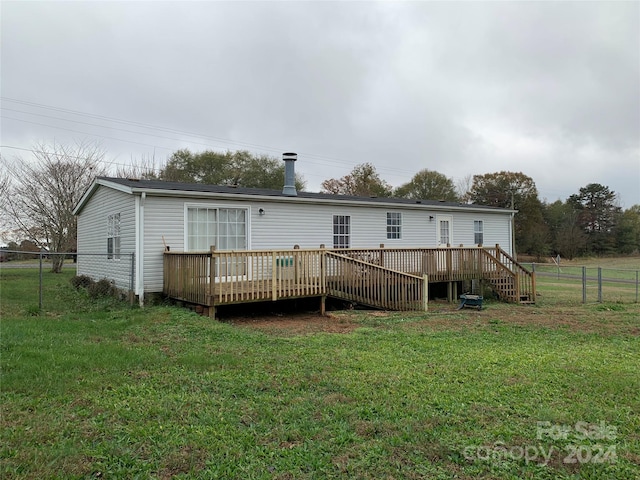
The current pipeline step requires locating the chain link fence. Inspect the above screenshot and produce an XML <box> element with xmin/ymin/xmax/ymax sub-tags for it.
<box><xmin>0</xmin><ymin>250</ymin><xmax>135</xmax><ymax>312</ymax></box>
<box><xmin>526</xmin><ymin>262</ymin><xmax>639</xmax><ymax>304</ymax></box>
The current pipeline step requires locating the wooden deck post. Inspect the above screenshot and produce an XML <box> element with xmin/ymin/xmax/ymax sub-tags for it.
<box><xmin>422</xmin><ymin>275</ymin><xmax>429</xmax><ymax>312</ymax></box>
<box><xmin>293</xmin><ymin>244</ymin><xmax>300</xmax><ymax>285</ymax></box>
<box><xmin>209</xmin><ymin>245</ymin><xmax>216</xmax><ymax>309</ymax></box>
<box><xmin>320</xmin><ymin>296</ymin><xmax>326</xmax><ymax>316</ymax></box>
<box><xmin>531</xmin><ymin>271</ymin><xmax>536</xmax><ymax>301</ymax></box>
<box><xmin>272</xmin><ymin>251</ymin><xmax>277</xmax><ymax>301</ymax></box>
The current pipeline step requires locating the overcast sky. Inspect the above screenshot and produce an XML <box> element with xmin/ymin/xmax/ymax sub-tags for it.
<box><xmin>2</xmin><ymin>1</ymin><xmax>639</xmax><ymax>207</ymax></box>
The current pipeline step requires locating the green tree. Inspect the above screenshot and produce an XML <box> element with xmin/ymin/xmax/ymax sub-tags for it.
<box><xmin>158</xmin><ymin>149</ymin><xmax>306</xmax><ymax>190</ymax></box>
<box><xmin>543</xmin><ymin>200</ymin><xmax>587</xmax><ymax>259</ymax></box>
<box><xmin>568</xmin><ymin>183</ymin><xmax>621</xmax><ymax>255</ymax></box>
<box><xmin>394</xmin><ymin>169</ymin><xmax>459</xmax><ymax>202</ymax></box>
<box><xmin>616</xmin><ymin>205</ymin><xmax>640</xmax><ymax>254</ymax></box>
<box><xmin>321</xmin><ymin>163</ymin><xmax>393</xmax><ymax>197</ymax></box>
<box><xmin>465</xmin><ymin>171</ymin><xmax>546</xmax><ymax>255</ymax></box>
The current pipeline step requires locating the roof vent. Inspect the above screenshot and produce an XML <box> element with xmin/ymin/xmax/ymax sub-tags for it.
<box><xmin>282</xmin><ymin>152</ymin><xmax>297</xmax><ymax>196</ymax></box>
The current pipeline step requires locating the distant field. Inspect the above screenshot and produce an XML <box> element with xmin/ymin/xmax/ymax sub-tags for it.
<box><xmin>524</xmin><ymin>255</ymin><xmax>640</xmax><ymax>271</ymax></box>
<box><xmin>517</xmin><ymin>256</ymin><xmax>640</xmax><ymax>305</ymax></box>
<box><xmin>1</xmin><ymin>267</ymin><xmax>639</xmax><ymax>479</ymax></box>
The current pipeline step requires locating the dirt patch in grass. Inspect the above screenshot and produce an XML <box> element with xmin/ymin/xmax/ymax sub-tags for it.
<box><xmin>230</xmin><ymin>312</ymin><xmax>360</xmax><ymax>335</ymax></box>
<box><xmin>226</xmin><ymin>303</ymin><xmax>639</xmax><ymax>336</ymax></box>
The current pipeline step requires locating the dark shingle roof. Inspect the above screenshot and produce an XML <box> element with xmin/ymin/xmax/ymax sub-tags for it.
<box><xmin>99</xmin><ymin>177</ymin><xmax>510</xmax><ymax>211</ymax></box>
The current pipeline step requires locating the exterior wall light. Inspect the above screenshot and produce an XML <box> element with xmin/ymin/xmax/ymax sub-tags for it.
<box><xmin>259</xmin><ymin>208</ymin><xmax>265</xmax><ymax>216</ymax></box>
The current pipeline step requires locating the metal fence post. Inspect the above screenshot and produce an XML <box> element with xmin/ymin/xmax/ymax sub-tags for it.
<box><xmin>597</xmin><ymin>267</ymin><xmax>602</xmax><ymax>303</ymax></box>
<box><xmin>39</xmin><ymin>251</ymin><xmax>44</xmax><ymax>312</ymax></box>
<box><xmin>582</xmin><ymin>266</ymin><xmax>587</xmax><ymax>304</ymax></box>
<box><xmin>636</xmin><ymin>270</ymin><xmax>638</xmax><ymax>303</ymax></box>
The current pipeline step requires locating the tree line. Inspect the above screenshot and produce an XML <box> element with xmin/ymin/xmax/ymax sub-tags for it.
<box><xmin>1</xmin><ymin>143</ymin><xmax>638</xmax><ymax>273</ymax></box>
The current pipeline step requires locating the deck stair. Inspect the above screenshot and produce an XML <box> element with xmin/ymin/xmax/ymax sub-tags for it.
<box><xmin>479</xmin><ymin>247</ymin><xmax>535</xmax><ymax>303</ymax></box>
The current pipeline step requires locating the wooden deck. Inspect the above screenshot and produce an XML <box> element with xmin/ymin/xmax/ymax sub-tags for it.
<box><xmin>163</xmin><ymin>245</ymin><xmax>535</xmax><ymax>316</ymax></box>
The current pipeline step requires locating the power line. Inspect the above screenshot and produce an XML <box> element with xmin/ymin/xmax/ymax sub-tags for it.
<box><xmin>0</xmin><ymin>97</ymin><xmax>420</xmax><ymax>177</ymax></box>
<box><xmin>0</xmin><ymin>145</ymin><xmax>156</xmax><ymax>172</ymax></box>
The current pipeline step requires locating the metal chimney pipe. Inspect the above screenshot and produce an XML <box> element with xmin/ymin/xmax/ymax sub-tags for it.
<box><xmin>282</xmin><ymin>152</ymin><xmax>297</xmax><ymax>196</ymax></box>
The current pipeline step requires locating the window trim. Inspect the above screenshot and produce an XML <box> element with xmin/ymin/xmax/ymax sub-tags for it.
<box><xmin>107</xmin><ymin>213</ymin><xmax>121</xmax><ymax>260</ymax></box>
<box><xmin>437</xmin><ymin>215</ymin><xmax>453</xmax><ymax>247</ymax></box>
<box><xmin>474</xmin><ymin>220</ymin><xmax>484</xmax><ymax>246</ymax></box>
<box><xmin>184</xmin><ymin>203</ymin><xmax>251</xmax><ymax>252</ymax></box>
<box><xmin>386</xmin><ymin>212</ymin><xmax>402</xmax><ymax>240</ymax></box>
<box><xmin>333</xmin><ymin>214</ymin><xmax>351</xmax><ymax>249</ymax></box>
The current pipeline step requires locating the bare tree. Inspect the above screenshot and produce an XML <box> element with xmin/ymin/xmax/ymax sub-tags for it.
<box><xmin>0</xmin><ymin>156</ymin><xmax>11</xmax><ymax>238</ymax></box>
<box><xmin>6</xmin><ymin>141</ymin><xmax>108</xmax><ymax>272</ymax></box>
<box><xmin>113</xmin><ymin>153</ymin><xmax>162</xmax><ymax>180</ymax></box>
<box><xmin>455</xmin><ymin>174</ymin><xmax>473</xmax><ymax>203</ymax></box>
<box><xmin>0</xmin><ymin>155</ymin><xmax>10</xmax><ymax>211</ymax></box>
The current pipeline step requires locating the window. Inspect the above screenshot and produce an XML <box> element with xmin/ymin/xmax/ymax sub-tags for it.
<box><xmin>187</xmin><ymin>206</ymin><xmax>247</xmax><ymax>251</ymax></box>
<box><xmin>107</xmin><ymin>213</ymin><xmax>121</xmax><ymax>260</ymax></box>
<box><xmin>474</xmin><ymin>220</ymin><xmax>484</xmax><ymax>245</ymax></box>
<box><xmin>439</xmin><ymin>218</ymin><xmax>451</xmax><ymax>246</ymax></box>
<box><xmin>333</xmin><ymin>215</ymin><xmax>350</xmax><ymax>248</ymax></box>
<box><xmin>387</xmin><ymin>212</ymin><xmax>401</xmax><ymax>239</ymax></box>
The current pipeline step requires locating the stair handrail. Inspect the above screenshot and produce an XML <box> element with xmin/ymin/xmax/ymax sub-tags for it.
<box><xmin>326</xmin><ymin>251</ymin><xmax>423</xmax><ymax>279</ymax></box>
<box><xmin>479</xmin><ymin>248</ymin><xmax>517</xmax><ymax>277</ymax></box>
<box><xmin>325</xmin><ymin>251</ymin><xmax>425</xmax><ymax>310</ymax></box>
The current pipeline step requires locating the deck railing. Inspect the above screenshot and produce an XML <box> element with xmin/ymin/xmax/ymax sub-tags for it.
<box><xmin>164</xmin><ymin>245</ymin><xmax>535</xmax><ymax>310</ymax></box>
<box><xmin>325</xmin><ymin>251</ymin><xmax>427</xmax><ymax>311</ymax></box>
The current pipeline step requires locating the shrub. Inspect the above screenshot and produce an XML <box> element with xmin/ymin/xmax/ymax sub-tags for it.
<box><xmin>70</xmin><ymin>275</ymin><xmax>95</xmax><ymax>290</ymax></box>
<box><xmin>88</xmin><ymin>278</ymin><xmax>117</xmax><ymax>299</ymax></box>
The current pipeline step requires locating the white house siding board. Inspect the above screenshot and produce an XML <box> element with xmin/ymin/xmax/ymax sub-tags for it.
<box><xmin>446</xmin><ymin>211</ymin><xmax>511</xmax><ymax>251</ymax></box>
<box><xmin>121</xmin><ymin>190</ymin><xmax>513</xmax><ymax>294</ymax></box>
<box><xmin>483</xmin><ymin>214</ymin><xmax>512</xmax><ymax>255</ymax></box>
<box><xmin>76</xmin><ymin>187</ymin><xmax>135</xmax><ymax>290</ymax></box>
<box><xmin>142</xmin><ymin>196</ymin><xmax>189</xmax><ymax>292</ymax></box>
<box><xmin>251</xmin><ymin>202</ymin><xmax>439</xmax><ymax>249</ymax></box>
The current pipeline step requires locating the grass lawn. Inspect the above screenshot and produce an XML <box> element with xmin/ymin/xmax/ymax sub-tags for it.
<box><xmin>1</xmin><ymin>267</ymin><xmax>639</xmax><ymax>479</ymax></box>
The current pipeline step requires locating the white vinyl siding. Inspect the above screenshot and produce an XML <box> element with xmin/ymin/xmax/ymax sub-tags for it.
<box><xmin>76</xmin><ymin>188</ymin><xmax>134</xmax><ymax>291</ymax></box>
<box><xmin>77</xmin><ymin>182</ymin><xmax>515</xmax><ymax>295</ymax></box>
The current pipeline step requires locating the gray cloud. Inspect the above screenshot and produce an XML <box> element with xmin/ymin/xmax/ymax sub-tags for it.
<box><xmin>2</xmin><ymin>1</ymin><xmax>638</xmax><ymax>205</ymax></box>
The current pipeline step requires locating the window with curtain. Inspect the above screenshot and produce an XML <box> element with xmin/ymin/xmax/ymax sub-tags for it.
<box><xmin>187</xmin><ymin>207</ymin><xmax>247</xmax><ymax>251</ymax></box>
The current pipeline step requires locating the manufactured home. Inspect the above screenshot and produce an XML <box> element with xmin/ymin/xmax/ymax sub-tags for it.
<box><xmin>74</xmin><ymin>155</ymin><xmax>534</xmax><ymax>314</ymax></box>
